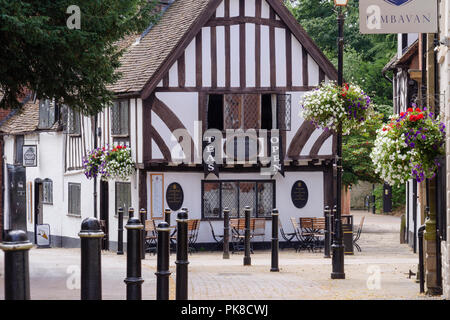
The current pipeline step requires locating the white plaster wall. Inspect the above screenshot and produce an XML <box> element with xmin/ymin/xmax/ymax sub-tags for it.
<box><xmin>143</xmin><ymin>171</ymin><xmax>324</xmax><ymax>243</ymax></box>
<box><xmin>168</xmin><ymin>61</ymin><xmax>179</xmax><ymax>87</ymax></box>
<box><xmin>260</xmin><ymin>25</ymin><xmax>271</xmax><ymax>87</ymax></box>
<box><xmin>308</xmin><ymin>54</ymin><xmax>320</xmax><ymax>87</ymax></box>
<box><xmin>216</xmin><ymin>26</ymin><xmax>226</xmax><ymax>87</ymax></box>
<box><xmin>229</xmin><ymin>0</ymin><xmax>240</xmax><ymax>17</ymax></box>
<box><xmin>291</xmin><ymin>37</ymin><xmax>303</xmax><ymax>86</ymax></box>
<box><xmin>261</xmin><ymin>0</ymin><xmax>270</xmax><ymax>18</ymax></box>
<box><xmin>245</xmin><ymin>0</ymin><xmax>256</xmax><ymax>17</ymax></box>
<box><xmin>185</xmin><ymin>40</ymin><xmax>196</xmax><ymax>87</ymax></box>
<box><xmin>275</xmin><ymin>27</ymin><xmax>287</xmax><ymax>87</ymax></box>
<box><xmin>230</xmin><ymin>24</ymin><xmax>240</xmax><ymax>87</ymax></box>
<box><xmin>216</xmin><ymin>0</ymin><xmax>225</xmax><ymax>17</ymax></box>
<box><xmin>201</xmin><ymin>27</ymin><xmax>212</xmax><ymax>87</ymax></box>
<box><xmin>245</xmin><ymin>23</ymin><xmax>256</xmax><ymax>88</ymax></box>
<box><xmin>136</xmin><ymin>98</ymin><xmax>143</xmax><ymax>163</ymax></box>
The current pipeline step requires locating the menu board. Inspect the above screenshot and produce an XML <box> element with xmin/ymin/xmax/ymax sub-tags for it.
<box><xmin>166</xmin><ymin>183</ymin><xmax>184</xmax><ymax>211</ymax></box>
<box><xmin>291</xmin><ymin>180</ymin><xmax>308</xmax><ymax>209</ymax></box>
<box><xmin>151</xmin><ymin>174</ymin><xmax>164</xmax><ymax>218</ymax></box>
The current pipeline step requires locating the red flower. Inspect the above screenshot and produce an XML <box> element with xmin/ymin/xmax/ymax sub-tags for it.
<box><xmin>415</xmin><ymin>108</ymin><xmax>422</xmax><ymax>112</ymax></box>
<box><xmin>400</xmin><ymin>112</ymin><xmax>406</xmax><ymax>117</ymax></box>
<box><xmin>407</xmin><ymin>108</ymin><xmax>413</xmax><ymax>112</ymax></box>
<box><xmin>418</xmin><ymin>113</ymin><xmax>424</xmax><ymax>120</ymax></box>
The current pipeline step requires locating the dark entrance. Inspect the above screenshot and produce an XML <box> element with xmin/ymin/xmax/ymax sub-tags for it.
<box><xmin>34</xmin><ymin>178</ymin><xmax>43</xmax><ymax>244</ymax></box>
<box><xmin>100</xmin><ymin>180</ymin><xmax>109</xmax><ymax>250</ymax></box>
<box><xmin>7</xmin><ymin>164</ymin><xmax>27</xmax><ymax>232</ymax></box>
<box><xmin>383</xmin><ymin>183</ymin><xmax>392</xmax><ymax>213</ymax></box>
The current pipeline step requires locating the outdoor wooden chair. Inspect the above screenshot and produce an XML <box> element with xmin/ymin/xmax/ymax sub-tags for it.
<box><xmin>230</xmin><ymin>218</ymin><xmax>255</xmax><ymax>254</ymax></box>
<box><xmin>290</xmin><ymin>217</ymin><xmax>312</xmax><ymax>252</ymax></box>
<box><xmin>279</xmin><ymin>220</ymin><xmax>296</xmax><ymax>250</ymax></box>
<box><xmin>208</xmin><ymin>220</ymin><xmax>224</xmax><ymax>251</ymax></box>
<box><xmin>299</xmin><ymin>217</ymin><xmax>315</xmax><ymax>251</ymax></box>
<box><xmin>144</xmin><ymin>220</ymin><xmax>157</xmax><ymax>255</ymax></box>
<box><xmin>312</xmin><ymin>217</ymin><xmax>326</xmax><ymax>252</ymax></box>
<box><xmin>252</xmin><ymin>218</ymin><xmax>266</xmax><ymax>241</ymax></box>
<box><xmin>187</xmin><ymin>219</ymin><xmax>201</xmax><ymax>254</ymax></box>
<box><xmin>353</xmin><ymin>216</ymin><xmax>365</xmax><ymax>252</ymax></box>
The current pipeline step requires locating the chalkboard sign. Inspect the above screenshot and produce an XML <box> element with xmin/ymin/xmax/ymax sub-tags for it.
<box><xmin>291</xmin><ymin>180</ymin><xmax>308</xmax><ymax>209</ymax></box>
<box><xmin>166</xmin><ymin>183</ymin><xmax>184</xmax><ymax>211</ymax></box>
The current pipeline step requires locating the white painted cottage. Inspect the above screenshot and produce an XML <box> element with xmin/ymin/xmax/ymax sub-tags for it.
<box><xmin>1</xmin><ymin>0</ymin><xmax>337</xmax><ymax>249</ymax></box>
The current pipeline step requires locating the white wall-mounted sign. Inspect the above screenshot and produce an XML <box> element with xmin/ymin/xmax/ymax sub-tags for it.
<box><xmin>22</xmin><ymin>145</ymin><xmax>37</xmax><ymax>167</ymax></box>
<box><xmin>36</xmin><ymin>224</ymin><xmax>51</xmax><ymax>247</ymax></box>
<box><xmin>359</xmin><ymin>0</ymin><xmax>438</xmax><ymax>34</ymax></box>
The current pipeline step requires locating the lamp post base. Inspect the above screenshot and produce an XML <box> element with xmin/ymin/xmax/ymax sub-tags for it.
<box><xmin>331</xmin><ymin>244</ymin><xmax>345</xmax><ymax>279</ymax></box>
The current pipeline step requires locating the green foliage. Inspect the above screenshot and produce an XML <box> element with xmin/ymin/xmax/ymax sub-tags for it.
<box><xmin>342</xmin><ymin>110</ymin><xmax>384</xmax><ymax>186</ymax></box>
<box><xmin>288</xmin><ymin>0</ymin><xmax>398</xmax><ymax>186</ymax></box>
<box><xmin>0</xmin><ymin>0</ymin><xmax>159</xmax><ymax>115</ymax></box>
<box><xmin>373</xmin><ymin>183</ymin><xmax>406</xmax><ymax>214</ymax></box>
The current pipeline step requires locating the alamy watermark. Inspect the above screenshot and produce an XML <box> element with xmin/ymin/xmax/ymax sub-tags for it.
<box><xmin>66</xmin><ymin>5</ymin><xmax>81</xmax><ymax>30</ymax></box>
<box><xmin>366</xmin><ymin>265</ymin><xmax>382</xmax><ymax>290</ymax></box>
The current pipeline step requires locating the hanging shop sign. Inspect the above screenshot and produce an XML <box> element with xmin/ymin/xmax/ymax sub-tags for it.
<box><xmin>166</xmin><ymin>182</ymin><xmax>184</xmax><ymax>211</ymax></box>
<box><xmin>23</xmin><ymin>145</ymin><xmax>37</xmax><ymax>167</ymax></box>
<box><xmin>291</xmin><ymin>180</ymin><xmax>309</xmax><ymax>209</ymax></box>
<box><xmin>359</xmin><ymin>0</ymin><xmax>438</xmax><ymax>34</ymax></box>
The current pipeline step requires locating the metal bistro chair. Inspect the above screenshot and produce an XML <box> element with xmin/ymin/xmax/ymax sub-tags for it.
<box><xmin>230</xmin><ymin>218</ymin><xmax>255</xmax><ymax>254</ymax></box>
<box><xmin>279</xmin><ymin>220</ymin><xmax>296</xmax><ymax>250</ymax></box>
<box><xmin>187</xmin><ymin>219</ymin><xmax>201</xmax><ymax>254</ymax></box>
<box><xmin>353</xmin><ymin>216</ymin><xmax>365</xmax><ymax>252</ymax></box>
<box><xmin>290</xmin><ymin>217</ymin><xmax>311</xmax><ymax>252</ymax></box>
<box><xmin>208</xmin><ymin>220</ymin><xmax>224</xmax><ymax>251</ymax></box>
<box><xmin>312</xmin><ymin>217</ymin><xmax>326</xmax><ymax>252</ymax></box>
<box><xmin>144</xmin><ymin>220</ymin><xmax>157</xmax><ymax>255</ymax></box>
<box><xmin>299</xmin><ymin>217</ymin><xmax>315</xmax><ymax>251</ymax></box>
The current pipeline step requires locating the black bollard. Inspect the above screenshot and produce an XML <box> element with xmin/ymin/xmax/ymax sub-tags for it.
<box><xmin>117</xmin><ymin>207</ymin><xmax>124</xmax><ymax>255</ymax></box>
<box><xmin>140</xmin><ymin>208</ymin><xmax>147</xmax><ymax>260</ymax></box>
<box><xmin>0</xmin><ymin>230</ymin><xmax>33</xmax><ymax>300</ymax></box>
<box><xmin>79</xmin><ymin>217</ymin><xmax>104</xmax><ymax>300</ymax></box>
<box><xmin>175</xmin><ymin>209</ymin><xmax>189</xmax><ymax>300</ymax></box>
<box><xmin>124</xmin><ymin>213</ymin><xmax>144</xmax><ymax>300</ymax></box>
<box><xmin>223</xmin><ymin>207</ymin><xmax>230</xmax><ymax>259</ymax></box>
<box><xmin>418</xmin><ymin>224</ymin><xmax>426</xmax><ymax>293</ymax></box>
<box><xmin>324</xmin><ymin>206</ymin><xmax>331</xmax><ymax>258</ymax></box>
<box><xmin>156</xmin><ymin>221</ymin><xmax>171</xmax><ymax>300</ymax></box>
<box><xmin>243</xmin><ymin>206</ymin><xmax>252</xmax><ymax>266</ymax></box>
<box><xmin>270</xmin><ymin>209</ymin><xmax>279</xmax><ymax>272</ymax></box>
<box><xmin>128</xmin><ymin>207</ymin><xmax>135</xmax><ymax>218</ymax></box>
<box><xmin>164</xmin><ymin>208</ymin><xmax>172</xmax><ymax>226</ymax></box>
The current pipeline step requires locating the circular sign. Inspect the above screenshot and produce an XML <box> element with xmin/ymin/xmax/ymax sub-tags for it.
<box><xmin>166</xmin><ymin>183</ymin><xmax>184</xmax><ymax>211</ymax></box>
<box><xmin>291</xmin><ymin>180</ymin><xmax>309</xmax><ymax>209</ymax></box>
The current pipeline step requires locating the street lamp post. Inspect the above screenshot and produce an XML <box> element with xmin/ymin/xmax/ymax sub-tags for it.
<box><xmin>331</xmin><ymin>0</ymin><xmax>347</xmax><ymax>280</ymax></box>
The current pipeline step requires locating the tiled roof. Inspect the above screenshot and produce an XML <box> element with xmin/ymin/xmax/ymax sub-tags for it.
<box><xmin>108</xmin><ymin>0</ymin><xmax>212</xmax><ymax>94</ymax></box>
<box><xmin>0</xmin><ymin>98</ymin><xmax>59</xmax><ymax>135</ymax></box>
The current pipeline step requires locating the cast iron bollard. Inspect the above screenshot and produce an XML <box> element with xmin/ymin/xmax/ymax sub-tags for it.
<box><xmin>0</xmin><ymin>230</ymin><xmax>33</xmax><ymax>300</ymax></box>
<box><xmin>324</xmin><ymin>206</ymin><xmax>331</xmax><ymax>258</ymax></box>
<box><xmin>79</xmin><ymin>217</ymin><xmax>104</xmax><ymax>300</ymax></box>
<box><xmin>164</xmin><ymin>208</ymin><xmax>172</xmax><ymax>226</ymax></box>
<box><xmin>418</xmin><ymin>224</ymin><xmax>426</xmax><ymax>294</ymax></box>
<box><xmin>175</xmin><ymin>209</ymin><xmax>189</xmax><ymax>300</ymax></box>
<box><xmin>117</xmin><ymin>207</ymin><xmax>124</xmax><ymax>255</ymax></box>
<box><xmin>223</xmin><ymin>207</ymin><xmax>230</xmax><ymax>259</ymax></box>
<box><xmin>156</xmin><ymin>221</ymin><xmax>171</xmax><ymax>300</ymax></box>
<box><xmin>124</xmin><ymin>212</ymin><xmax>144</xmax><ymax>300</ymax></box>
<box><xmin>243</xmin><ymin>206</ymin><xmax>252</xmax><ymax>266</ymax></box>
<box><xmin>270</xmin><ymin>209</ymin><xmax>279</xmax><ymax>272</ymax></box>
<box><xmin>140</xmin><ymin>208</ymin><xmax>147</xmax><ymax>260</ymax></box>
<box><xmin>128</xmin><ymin>207</ymin><xmax>135</xmax><ymax>218</ymax></box>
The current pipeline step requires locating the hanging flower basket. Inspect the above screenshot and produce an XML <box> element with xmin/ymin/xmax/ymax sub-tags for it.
<box><xmin>300</xmin><ymin>81</ymin><xmax>372</xmax><ymax>134</ymax></box>
<box><xmin>83</xmin><ymin>148</ymin><xmax>107</xmax><ymax>179</ymax></box>
<box><xmin>370</xmin><ymin>106</ymin><xmax>445</xmax><ymax>186</ymax></box>
<box><xmin>102</xmin><ymin>145</ymin><xmax>135</xmax><ymax>181</ymax></box>
<box><xmin>83</xmin><ymin>145</ymin><xmax>135</xmax><ymax>181</ymax></box>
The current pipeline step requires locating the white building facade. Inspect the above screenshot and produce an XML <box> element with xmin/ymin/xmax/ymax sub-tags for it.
<box><xmin>1</xmin><ymin>0</ymin><xmax>338</xmax><ymax>250</ymax></box>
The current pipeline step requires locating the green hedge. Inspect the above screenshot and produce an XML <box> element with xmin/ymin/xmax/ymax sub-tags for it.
<box><xmin>373</xmin><ymin>183</ymin><xmax>406</xmax><ymax>214</ymax></box>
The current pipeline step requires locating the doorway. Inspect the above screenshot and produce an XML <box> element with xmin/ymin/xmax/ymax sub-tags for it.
<box><xmin>100</xmin><ymin>180</ymin><xmax>109</xmax><ymax>250</ymax></box>
<box><xmin>7</xmin><ymin>164</ymin><xmax>27</xmax><ymax>232</ymax></box>
<box><xmin>33</xmin><ymin>178</ymin><xmax>43</xmax><ymax>244</ymax></box>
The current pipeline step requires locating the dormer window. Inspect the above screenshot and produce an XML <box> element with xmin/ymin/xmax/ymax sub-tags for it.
<box><xmin>111</xmin><ymin>100</ymin><xmax>129</xmax><ymax>136</ymax></box>
<box><xmin>67</xmin><ymin>107</ymin><xmax>81</xmax><ymax>135</ymax></box>
<box><xmin>38</xmin><ymin>99</ymin><xmax>56</xmax><ymax>129</ymax></box>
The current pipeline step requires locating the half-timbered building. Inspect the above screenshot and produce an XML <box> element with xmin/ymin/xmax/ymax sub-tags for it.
<box><xmin>1</xmin><ymin>0</ymin><xmax>337</xmax><ymax>249</ymax></box>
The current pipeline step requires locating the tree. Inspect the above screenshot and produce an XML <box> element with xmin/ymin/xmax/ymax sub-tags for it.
<box><xmin>287</xmin><ymin>0</ymin><xmax>397</xmax><ymax>186</ymax></box>
<box><xmin>0</xmin><ymin>0</ymin><xmax>159</xmax><ymax>115</ymax></box>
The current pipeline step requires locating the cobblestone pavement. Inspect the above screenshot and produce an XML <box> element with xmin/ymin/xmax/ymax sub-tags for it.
<box><xmin>0</xmin><ymin>211</ymin><xmax>443</xmax><ymax>300</ymax></box>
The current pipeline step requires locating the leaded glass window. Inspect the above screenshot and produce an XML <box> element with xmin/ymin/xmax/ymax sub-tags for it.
<box><xmin>68</xmin><ymin>183</ymin><xmax>81</xmax><ymax>216</ymax></box>
<box><xmin>42</xmin><ymin>179</ymin><xmax>53</xmax><ymax>204</ymax></box>
<box><xmin>111</xmin><ymin>100</ymin><xmax>129</xmax><ymax>136</ymax></box>
<box><xmin>202</xmin><ymin>180</ymin><xmax>275</xmax><ymax>219</ymax></box>
<box><xmin>38</xmin><ymin>99</ymin><xmax>56</xmax><ymax>129</ymax></box>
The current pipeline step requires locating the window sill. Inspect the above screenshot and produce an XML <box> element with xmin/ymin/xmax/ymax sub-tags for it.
<box><xmin>67</xmin><ymin>214</ymin><xmax>81</xmax><ymax>218</ymax></box>
<box><xmin>67</xmin><ymin>133</ymin><xmax>81</xmax><ymax>138</ymax></box>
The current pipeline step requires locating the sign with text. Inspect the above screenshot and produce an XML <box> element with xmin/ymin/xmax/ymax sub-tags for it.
<box><xmin>359</xmin><ymin>0</ymin><xmax>438</xmax><ymax>34</ymax></box>
<box><xmin>166</xmin><ymin>183</ymin><xmax>184</xmax><ymax>211</ymax></box>
<box><xmin>23</xmin><ymin>145</ymin><xmax>37</xmax><ymax>167</ymax></box>
<box><xmin>291</xmin><ymin>180</ymin><xmax>309</xmax><ymax>209</ymax></box>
